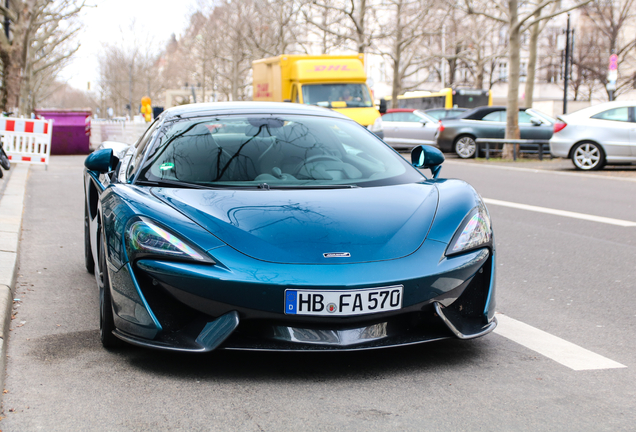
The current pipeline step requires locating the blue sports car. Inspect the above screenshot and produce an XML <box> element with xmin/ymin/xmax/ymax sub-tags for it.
<box><xmin>84</xmin><ymin>102</ymin><xmax>496</xmax><ymax>352</ymax></box>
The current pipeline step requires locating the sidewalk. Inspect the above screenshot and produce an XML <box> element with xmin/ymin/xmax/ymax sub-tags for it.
<box><xmin>0</xmin><ymin>163</ymin><xmax>30</xmax><ymax>394</ymax></box>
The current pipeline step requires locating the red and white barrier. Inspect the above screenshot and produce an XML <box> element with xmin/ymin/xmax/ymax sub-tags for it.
<box><xmin>0</xmin><ymin>117</ymin><xmax>53</xmax><ymax>168</ymax></box>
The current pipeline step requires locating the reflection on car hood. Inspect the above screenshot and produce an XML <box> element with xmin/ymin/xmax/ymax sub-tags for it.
<box><xmin>152</xmin><ymin>184</ymin><xmax>439</xmax><ymax>264</ymax></box>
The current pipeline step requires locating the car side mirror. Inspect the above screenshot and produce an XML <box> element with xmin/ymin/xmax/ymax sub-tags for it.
<box><xmin>85</xmin><ymin>148</ymin><xmax>118</xmax><ymax>173</ymax></box>
<box><xmin>411</xmin><ymin>145</ymin><xmax>445</xmax><ymax>178</ymax></box>
<box><xmin>379</xmin><ymin>98</ymin><xmax>387</xmax><ymax>114</ymax></box>
<box><xmin>530</xmin><ymin>117</ymin><xmax>543</xmax><ymax>126</ymax></box>
<box><xmin>419</xmin><ymin>119</ymin><xmax>428</xmax><ymax>125</ymax></box>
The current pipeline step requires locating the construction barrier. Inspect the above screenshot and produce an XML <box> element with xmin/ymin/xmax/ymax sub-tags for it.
<box><xmin>0</xmin><ymin>117</ymin><xmax>53</xmax><ymax>168</ymax></box>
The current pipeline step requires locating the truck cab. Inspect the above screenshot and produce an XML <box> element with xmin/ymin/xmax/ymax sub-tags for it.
<box><xmin>253</xmin><ymin>55</ymin><xmax>380</xmax><ymax>128</ymax></box>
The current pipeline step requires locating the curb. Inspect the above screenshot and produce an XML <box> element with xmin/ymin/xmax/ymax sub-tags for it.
<box><xmin>0</xmin><ymin>163</ymin><xmax>30</xmax><ymax>396</ymax></box>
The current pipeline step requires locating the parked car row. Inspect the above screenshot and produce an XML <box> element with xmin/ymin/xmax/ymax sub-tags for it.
<box><xmin>374</xmin><ymin>101</ymin><xmax>636</xmax><ymax>171</ymax></box>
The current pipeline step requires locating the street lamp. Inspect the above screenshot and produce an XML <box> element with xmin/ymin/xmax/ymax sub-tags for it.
<box><xmin>562</xmin><ymin>13</ymin><xmax>571</xmax><ymax>114</ymax></box>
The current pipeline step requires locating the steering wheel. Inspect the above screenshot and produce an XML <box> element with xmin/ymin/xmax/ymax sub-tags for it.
<box><xmin>293</xmin><ymin>154</ymin><xmax>342</xmax><ymax>175</ymax></box>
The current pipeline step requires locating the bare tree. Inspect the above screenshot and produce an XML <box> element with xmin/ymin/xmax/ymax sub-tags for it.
<box><xmin>463</xmin><ymin>0</ymin><xmax>592</xmax><ymax>158</ymax></box>
<box><xmin>304</xmin><ymin>0</ymin><xmax>381</xmax><ymax>53</ymax></box>
<box><xmin>441</xmin><ymin>6</ymin><xmax>508</xmax><ymax>89</ymax></box>
<box><xmin>246</xmin><ymin>0</ymin><xmax>306</xmax><ymax>58</ymax></box>
<box><xmin>376</xmin><ymin>0</ymin><xmax>440</xmax><ymax>107</ymax></box>
<box><xmin>301</xmin><ymin>0</ymin><xmax>347</xmax><ymax>53</ymax></box>
<box><xmin>0</xmin><ymin>0</ymin><xmax>85</xmax><ymax>112</ymax></box>
<box><xmin>37</xmin><ymin>80</ymin><xmax>97</xmax><ymax>110</ymax></box>
<box><xmin>574</xmin><ymin>0</ymin><xmax>636</xmax><ymax>99</ymax></box>
<box><xmin>199</xmin><ymin>1</ymin><xmax>254</xmax><ymax>101</ymax></box>
<box><xmin>21</xmin><ymin>0</ymin><xmax>84</xmax><ymax>113</ymax></box>
<box><xmin>97</xmin><ymin>27</ymin><xmax>164</xmax><ymax>117</ymax></box>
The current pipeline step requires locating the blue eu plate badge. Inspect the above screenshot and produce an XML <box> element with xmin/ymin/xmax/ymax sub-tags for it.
<box><xmin>286</xmin><ymin>290</ymin><xmax>298</xmax><ymax>314</ymax></box>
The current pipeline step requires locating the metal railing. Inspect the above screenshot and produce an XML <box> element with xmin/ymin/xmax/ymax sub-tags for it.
<box><xmin>475</xmin><ymin>138</ymin><xmax>551</xmax><ymax>161</ymax></box>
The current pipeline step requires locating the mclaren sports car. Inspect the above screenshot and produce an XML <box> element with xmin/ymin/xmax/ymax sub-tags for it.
<box><xmin>83</xmin><ymin>102</ymin><xmax>496</xmax><ymax>352</ymax></box>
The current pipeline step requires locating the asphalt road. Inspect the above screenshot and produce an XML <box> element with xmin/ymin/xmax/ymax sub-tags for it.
<box><xmin>2</xmin><ymin>155</ymin><xmax>635</xmax><ymax>431</ymax></box>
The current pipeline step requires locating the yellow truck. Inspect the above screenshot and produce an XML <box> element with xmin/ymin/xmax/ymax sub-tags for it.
<box><xmin>252</xmin><ymin>54</ymin><xmax>380</xmax><ymax>127</ymax></box>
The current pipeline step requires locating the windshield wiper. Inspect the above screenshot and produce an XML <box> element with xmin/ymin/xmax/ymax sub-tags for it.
<box><xmin>135</xmin><ymin>179</ymin><xmax>214</xmax><ymax>190</ymax></box>
<box><xmin>264</xmin><ymin>184</ymin><xmax>359</xmax><ymax>190</ymax></box>
<box><xmin>137</xmin><ymin>179</ymin><xmax>359</xmax><ymax>190</ymax></box>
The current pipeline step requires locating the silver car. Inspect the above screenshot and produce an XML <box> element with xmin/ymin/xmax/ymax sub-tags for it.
<box><xmin>371</xmin><ymin>109</ymin><xmax>439</xmax><ymax>149</ymax></box>
<box><xmin>550</xmin><ymin>101</ymin><xmax>636</xmax><ymax>170</ymax></box>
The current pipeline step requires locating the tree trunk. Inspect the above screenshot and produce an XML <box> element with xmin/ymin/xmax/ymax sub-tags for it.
<box><xmin>0</xmin><ymin>0</ymin><xmax>38</xmax><ymax>113</ymax></box>
<box><xmin>357</xmin><ymin>0</ymin><xmax>367</xmax><ymax>53</ymax></box>
<box><xmin>504</xmin><ymin>0</ymin><xmax>521</xmax><ymax>159</ymax></box>
<box><xmin>2</xmin><ymin>49</ymin><xmax>24</xmax><ymax>112</ymax></box>
<box><xmin>523</xmin><ymin>9</ymin><xmax>541</xmax><ymax>108</ymax></box>
<box><xmin>475</xmin><ymin>51</ymin><xmax>485</xmax><ymax>89</ymax></box>
<box><xmin>390</xmin><ymin>0</ymin><xmax>402</xmax><ymax>109</ymax></box>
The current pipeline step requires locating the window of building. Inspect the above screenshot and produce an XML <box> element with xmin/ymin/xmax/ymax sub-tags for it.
<box><xmin>498</xmin><ymin>61</ymin><xmax>508</xmax><ymax>82</ymax></box>
<box><xmin>520</xmin><ymin>61</ymin><xmax>527</xmax><ymax>82</ymax></box>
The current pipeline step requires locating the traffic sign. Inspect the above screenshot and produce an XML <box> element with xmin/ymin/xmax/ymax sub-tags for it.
<box><xmin>557</xmin><ymin>34</ymin><xmax>566</xmax><ymax>51</ymax></box>
<box><xmin>606</xmin><ymin>82</ymin><xmax>617</xmax><ymax>91</ymax></box>
<box><xmin>609</xmin><ymin>54</ymin><xmax>618</xmax><ymax>71</ymax></box>
<box><xmin>608</xmin><ymin>70</ymin><xmax>618</xmax><ymax>81</ymax></box>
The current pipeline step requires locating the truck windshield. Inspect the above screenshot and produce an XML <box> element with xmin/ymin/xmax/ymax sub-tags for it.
<box><xmin>302</xmin><ymin>84</ymin><xmax>373</xmax><ymax>108</ymax></box>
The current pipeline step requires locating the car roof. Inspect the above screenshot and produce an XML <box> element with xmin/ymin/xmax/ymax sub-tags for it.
<box><xmin>384</xmin><ymin>108</ymin><xmax>416</xmax><ymax>114</ymax></box>
<box><xmin>457</xmin><ymin>105</ymin><xmax>527</xmax><ymax>120</ymax></box>
<box><xmin>562</xmin><ymin>100</ymin><xmax>636</xmax><ymax>119</ymax></box>
<box><xmin>423</xmin><ymin>108</ymin><xmax>466</xmax><ymax>112</ymax></box>
<box><xmin>159</xmin><ymin>101</ymin><xmax>352</xmax><ymax>122</ymax></box>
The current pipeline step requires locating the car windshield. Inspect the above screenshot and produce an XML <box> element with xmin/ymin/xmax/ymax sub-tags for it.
<box><xmin>414</xmin><ymin>110</ymin><xmax>438</xmax><ymax>123</ymax></box>
<box><xmin>137</xmin><ymin>115</ymin><xmax>424</xmax><ymax>188</ymax></box>
<box><xmin>302</xmin><ymin>84</ymin><xmax>373</xmax><ymax>108</ymax></box>
<box><xmin>425</xmin><ymin>109</ymin><xmax>466</xmax><ymax>120</ymax></box>
<box><xmin>526</xmin><ymin>108</ymin><xmax>556</xmax><ymax>124</ymax></box>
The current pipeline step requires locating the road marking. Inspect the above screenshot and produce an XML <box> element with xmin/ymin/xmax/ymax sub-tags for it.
<box><xmin>483</xmin><ymin>198</ymin><xmax>636</xmax><ymax>227</ymax></box>
<box><xmin>494</xmin><ymin>314</ymin><xmax>626</xmax><ymax>371</ymax></box>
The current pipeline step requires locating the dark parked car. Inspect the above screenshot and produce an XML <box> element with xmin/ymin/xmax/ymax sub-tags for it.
<box><xmin>422</xmin><ymin>108</ymin><xmax>467</xmax><ymax>120</ymax></box>
<box><xmin>436</xmin><ymin>106</ymin><xmax>554</xmax><ymax>158</ymax></box>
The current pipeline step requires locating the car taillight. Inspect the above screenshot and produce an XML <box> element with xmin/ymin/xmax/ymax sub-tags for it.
<box><xmin>554</xmin><ymin>121</ymin><xmax>567</xmax><ymax>133</ymax></box>
<box><xmin>438</xmin><ymin>121</ymin><xmax>445</xmax><ymax>132</ymax></box>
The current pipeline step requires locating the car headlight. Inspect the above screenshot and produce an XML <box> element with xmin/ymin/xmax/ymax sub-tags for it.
<box><xmin>125</xmin><ymin>217</ymin><xmax>214</xmax><ymax>263</ymax></box>
<box><xmin>446</xmin><ymin>202</ymin><xmax>492</xmax><ymax>256</ymax></box>
<box><xmin>369</xmin><ymin>116</ymin><xmax>382</xmax><ymax>132</ymax></box>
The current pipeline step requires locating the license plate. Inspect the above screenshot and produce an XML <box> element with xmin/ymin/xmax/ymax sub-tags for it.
<box><xmin>284</xmin><ymin>286</ymin><xmax>403</xmax><ymax>316</ymax></box>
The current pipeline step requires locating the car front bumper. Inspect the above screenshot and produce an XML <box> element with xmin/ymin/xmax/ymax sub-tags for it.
<box><xmin>107</xmin><ymin>240</ymin><xmax>497</xmax><ymax>352</ymax></box>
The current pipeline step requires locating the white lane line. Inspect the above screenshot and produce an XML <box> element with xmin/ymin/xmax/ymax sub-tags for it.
<box><xmin>494</xmin><ymin>314</ymin><xmax>626</xmax><ymax>371</ymax></box>
<box><xmin>483</xmin><ymin>198</ymin><xmax>636</xmax><ymax>227</ymax></box>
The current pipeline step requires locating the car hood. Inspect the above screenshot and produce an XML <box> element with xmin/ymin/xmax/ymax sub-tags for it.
<box><xmin>152</xmin><ymin>184</ymin><xmax>439</xmax><ymax>264</ymax></box>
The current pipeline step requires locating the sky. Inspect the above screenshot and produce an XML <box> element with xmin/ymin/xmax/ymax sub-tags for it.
<box><xmin>60</xmin><ymin>0</ymin><xmax>200</xmax><ymax>90</ymax></box>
